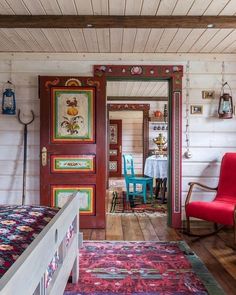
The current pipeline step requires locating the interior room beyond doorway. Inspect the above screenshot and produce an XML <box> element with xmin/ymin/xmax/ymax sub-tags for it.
<box><xmin>107</xmin><ymin>80</ymin><xmax>169</xmax><ymax>216</ymax></box>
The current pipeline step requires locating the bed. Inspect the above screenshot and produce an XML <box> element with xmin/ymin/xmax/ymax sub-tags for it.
<box><xmin>0</xmin><ymin>193</ymin><xmax>81</xmax><ymax>295</ymax></box>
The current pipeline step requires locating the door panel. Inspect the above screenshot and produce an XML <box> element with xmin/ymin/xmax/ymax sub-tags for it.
<box><xmin>39</xmin><ymin>76</ymin><xmax>106</xmax><ymax>228</ymax></box>
<box><xmin>109</xmin><ymin>120</ymin><xmax>122</xmax><ymax>177</ymax></box>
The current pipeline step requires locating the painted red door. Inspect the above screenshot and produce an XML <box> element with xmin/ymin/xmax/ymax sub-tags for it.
<box><xmin>39</xmin><ymin>76</ymin><xmax>106</xmax><ymax>228</ymax></box>
<box><xmin>109</xmin><ymin>120</ymin><xmax>122</xmax><ymax>177</ymax></box>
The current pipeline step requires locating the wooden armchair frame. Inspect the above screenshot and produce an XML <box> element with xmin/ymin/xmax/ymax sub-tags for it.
<box><xmin>185</xmin><ymin>181</ymin><xmax>236</xmax><ymax>243</ymax></box>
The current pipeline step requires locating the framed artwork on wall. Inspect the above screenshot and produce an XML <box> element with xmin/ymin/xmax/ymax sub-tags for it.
<box><xmin>51</xmin><ymin>87</ymin><xmax>95</xmax><ymax>143</ymax></box>
<box><xmin>190</xmin><ymin>105</ymin><xmax>203</xmax><ymax>114</ymax></box>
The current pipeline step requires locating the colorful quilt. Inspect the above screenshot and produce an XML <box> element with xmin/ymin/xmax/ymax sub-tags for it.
<box><xmin>0</xmin><ymin>205</ymin><xmax>59</xmax><ymax>279</ymax></box>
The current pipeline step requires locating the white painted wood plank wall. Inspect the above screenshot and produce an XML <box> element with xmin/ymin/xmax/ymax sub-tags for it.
<box><xmin>109</xmin><ymin>110</ymin><xmax>143</xmax><ymax>174</ymax></box>
<box><xmin>0</xmin><ymin>53</ymin><xmax>235</xmax><ymax>211</ymax></box>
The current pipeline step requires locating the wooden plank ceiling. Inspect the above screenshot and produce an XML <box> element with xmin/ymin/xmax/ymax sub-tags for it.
<box><xmin>107</xmin><ymin>81</ymin><xmax>168</xmax><ymax>98</ymax></box>
<box><xmin>0</xmin><ymin>0</ymin><xmax>236</xmax><ymax>53</ymax></box>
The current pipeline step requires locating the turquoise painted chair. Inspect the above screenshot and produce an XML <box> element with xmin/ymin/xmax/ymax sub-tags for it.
<box><xmin>123</xmin><ymin>154</ymin><xmax>153</xmax><ymax>204</ymax></box>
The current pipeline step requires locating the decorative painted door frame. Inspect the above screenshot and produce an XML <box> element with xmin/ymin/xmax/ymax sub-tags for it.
<box><xmin>109</xmin><ymin>119</ymin><xmax>122</xmax><ymax>177</ymax></box>
<box><xmin>94</xmin><ymin>65</ymin><xmax>183</xmax><ymax>228</ymax></box>
<box><xmin>39</xmin><ymin>76</ymin><xmax>106</xmax><ymax>229</ymax></box>
<box><xmin>108</xmin><ymin>103</ymin><xmax>150</xmax><ymax>173</ymax></box>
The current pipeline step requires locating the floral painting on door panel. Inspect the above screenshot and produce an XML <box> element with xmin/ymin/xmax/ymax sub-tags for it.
<box><xmin>51</xmin><ymin>87</ymin><xmax>95</xmax><ymax>142</ymax></box>
<box><xmin>51</xmin><ymin>185</ymin><xmax>95</xmax><ymax>215</ymax></box>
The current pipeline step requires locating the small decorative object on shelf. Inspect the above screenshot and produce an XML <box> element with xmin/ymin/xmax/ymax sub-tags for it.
<box><xmin>2</xmin><ymin>81</ymin><xmax>16</xmax><ymax>115</ymax></box>
<box><xmin>218</xmin><ymin>82</ymin><xmax>233</xmax><ymax>119</ymax></box>
<box><xmin>153</xmin><ymin>110</ymin><xmax>163</xmax><ymax>118</ymax></box>
<box><xmin>153</xmin><ymin>133</ymin><xmax>167</xmax><ymax>157</ymax></box>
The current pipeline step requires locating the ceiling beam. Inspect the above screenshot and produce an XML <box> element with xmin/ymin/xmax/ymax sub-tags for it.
<box><xmin>0</xmin><ymin>15</ymin><xmax>236</xmax><ymax>29</ymax></box>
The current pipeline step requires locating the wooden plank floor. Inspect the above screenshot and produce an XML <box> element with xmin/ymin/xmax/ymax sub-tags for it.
<box><xmin>80</xmin><ymin>192</ymin><xmax>236</xmax><ymax>294</ymax></box>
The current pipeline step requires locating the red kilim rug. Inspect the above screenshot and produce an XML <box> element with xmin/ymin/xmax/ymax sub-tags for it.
<box><xmin>65</xmin><ymin>241</ymin><xmax>224</xmax><ymax>295</ymax></box>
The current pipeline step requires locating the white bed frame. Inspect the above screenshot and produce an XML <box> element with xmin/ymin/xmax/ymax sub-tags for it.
<box><xmin>0</xmin><ymin>194</ymin><xmax>82</xmax><ymax>295</ymax></box>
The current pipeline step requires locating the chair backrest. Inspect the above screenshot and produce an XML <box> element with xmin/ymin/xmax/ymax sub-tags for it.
<box><xmin>123</xmin><ymin>154</ymin><xmax>135</xmax><ymax>178</ymax></box>
<box><xmin>216</xmin><ymin>153</ymin><xmax>236</xmax><ymax>200</ymax></box>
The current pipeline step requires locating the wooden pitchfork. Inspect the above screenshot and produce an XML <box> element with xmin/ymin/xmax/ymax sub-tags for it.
<box><xmin>18</xmin><ymin>110</ymin><xmax>35</xmax><ymax>205</ymax></box>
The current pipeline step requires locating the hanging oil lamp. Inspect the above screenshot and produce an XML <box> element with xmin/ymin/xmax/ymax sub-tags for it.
<box><xmin>2</xmin><ymin>81</ymin><xmax>16</xmax><ymax>115</ymax></box>
<box><xmin>218</xmin><ymin>82</ymin><xmax>233</xmax><ymax>119</ymax></box>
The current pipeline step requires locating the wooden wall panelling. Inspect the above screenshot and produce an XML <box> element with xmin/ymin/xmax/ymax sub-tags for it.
<box><xmin>1</xmin><ymin>53</ymin><xmax>236</xmax><ymax>217</ymax></box>
<box><xmin>109</xmin><ymin>111</ymin><xmax>143</xmax><ymax>174</ymax></box>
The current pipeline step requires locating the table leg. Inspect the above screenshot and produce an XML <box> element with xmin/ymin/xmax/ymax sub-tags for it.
<box><xmin>155</xmin><ymin>178</ymin><xmax>161</xmax><ymax>199</ymax></box>
<box><xmin>161</xmin><ymin>178</ymin><xmax>167</xmax><ymax>203</ymax></box>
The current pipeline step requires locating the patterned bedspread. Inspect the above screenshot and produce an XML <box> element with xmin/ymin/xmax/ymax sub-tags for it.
<box><xmin>0</xmin><ymin>205</ymin><xmax>59</xmax><ymax>279</ymax></box>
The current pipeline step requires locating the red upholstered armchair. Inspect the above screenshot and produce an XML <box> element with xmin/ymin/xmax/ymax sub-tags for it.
<box><xmin>185</xmin><ymin>153</ymin><xmax>236</xmax><ymax>242</ymax></box>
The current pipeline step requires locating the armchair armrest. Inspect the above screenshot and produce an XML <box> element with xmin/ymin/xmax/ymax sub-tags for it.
<box><xmin>185</xmin><ymin>182</ymin><xmax>218</xmax><ymax>206</ymax></box>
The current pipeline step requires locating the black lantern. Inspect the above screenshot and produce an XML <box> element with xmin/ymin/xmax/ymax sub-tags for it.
<box><xmin>2</xmin><ymin>81</ymin><xmax>16</xmax><ymax>115</ymax></box>
<box><xmin>218</xmin><ymin>82</ymin><xmax>233</xmax><ymax>119</ymax></box>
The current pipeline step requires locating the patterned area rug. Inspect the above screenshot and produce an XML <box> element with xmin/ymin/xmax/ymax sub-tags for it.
<box><xmin>109</xmin><ymin>191</ymin><xmax>167</xmax><ymax>215</ymax></box>
<box><xmin>65</xmin><ymin>241</ymin><xmax>225</xmax><ymax>295</ymax></box>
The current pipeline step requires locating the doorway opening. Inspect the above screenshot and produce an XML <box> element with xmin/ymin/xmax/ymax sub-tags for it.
<box><xmin>94</xmin><ymin>65</ymin><xmax>183</xmax><ymax>228</ymax></box>
<box><xmin>107</xmin><ymin>81</ymin><xmax>169</xmax><ymax>219</ymax></box>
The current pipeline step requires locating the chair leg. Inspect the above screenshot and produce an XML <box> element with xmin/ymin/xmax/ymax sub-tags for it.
<box><xmin>234</xmin><ymin>224</ymin><xmax>236</xmax><ymax>245</ymax></box>
<box><xmin>186</xmin><ymin>216</ymin><xmax>190</xmax><ymax>234</ymax></box>
<box><xmin>155</xmin><ymin>178</ymin><xmax>161</xmax><ymax>198</ymax></box>
<box><xmin>143</xmin><ymin>185</ymin><xmax>146</xmax><ymax>204</ymax></box>
<box><xmin>126</xmin><ymin>183</ymin><xmax>130</xmax><ymax>201</ymax></box>
<box><xmin>162</xmin><ymin>178</ymin><xmax>167</xmax><ymax>203</ymax></box>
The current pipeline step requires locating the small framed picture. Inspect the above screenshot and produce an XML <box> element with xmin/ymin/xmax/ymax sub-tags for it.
<box><xmin>190</xmin><ymin>105</ymin><xmax>203</xmax><ymax>114</ymax></box>
<box><xmin>202</xmin><ymin>90</ymin><xmax>215</xmax><ymax>99</ymax></box>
